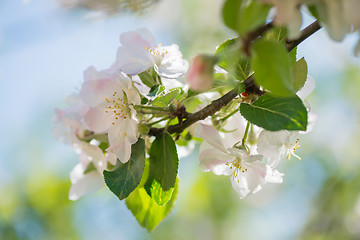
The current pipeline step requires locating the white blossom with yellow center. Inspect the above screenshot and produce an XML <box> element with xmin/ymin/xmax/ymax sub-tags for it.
<box><xmin>80</xmin><ymin>66</ymin><xmax>140</xmax><ymax>163</ymax></box>
<box><xmin>112</xmin><ymin>28</ymin><xmax>188</xmax><ymax>78</ymax></box>
<box><xmin>257</xmin><ymin>130</ymin><xmax>301</xmax><ymax>168</ymax></box>
<box><xmin>194</xmin><ymin>113</ymin><xmax>283</xmax><ymax>199</ymax></box>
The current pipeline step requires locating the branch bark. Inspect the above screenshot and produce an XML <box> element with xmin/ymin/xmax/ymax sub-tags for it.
<box><xmin>149</xmin><ymin>21</ymin><xmax>321</xmax><ymax>136</ymax></box>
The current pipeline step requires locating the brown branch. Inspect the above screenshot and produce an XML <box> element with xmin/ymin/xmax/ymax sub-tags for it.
<box><xmin>148</xmin><ymin>20</ymin><xmax>322</xmax><ymax>136</ymax></box>
<box><xmin>286</xmin><ymin>20</ymin><xmax>321</xmax><ymax>52</ymax></box>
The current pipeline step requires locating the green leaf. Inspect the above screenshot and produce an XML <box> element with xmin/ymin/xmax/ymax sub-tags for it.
<box><xmin>215</xmin><ymin>38</ymin><xmax>251</xmax><ymax>81</ymax></box>
<box><xmin>125</xmin><ymin>179</ymin><xmax>179</xmax><ymax>232</ymax></box>
<box><xmin>152</xmin><ymin>88</ymin><xmax>181</xmax><ymax>107</ymax></box>
<box><xmin>222</xmin><ymin>0</ymin><xmax>270</xmax><ymax>36</ymax></box>
<box><xmin>293</xmin><ymin>57</ymin><xmax>308</xmax><ymax>91</ymax></box>
<box><xmin>148</xmin><ymin>85</ymin><xmax>164</xmax><ymax>97</ymax></box>
<box><xmin>139</xmin><ymin>69</ymin><xmax>159</xmax><ymax>88</ymax></box>
<box><xmin>145</xmin><ymin>178</ymin><xmax>174</xmax><ymax>206</ymax></box>
<box><xmin>240</xmin><ymin>93</ymin><xmax>308</xmax><ymax>131</ymax></box>
<box><xmin>148</xmin><ymin>133</ymin><xmax>179</xmax><ymax>191</ymax></box>
<box><xmin>103</xmin><ymin>138</ymin><xmax>145</xmax><ymax>200</ymax></box>
<box><xmin>252</xmin><ymin>39</ymin><xmax>295</xmax><ymax>96</ymax></box>
<box><xmin>265</xmin><ymin>27</ymin><xmax>288</xmax><ymax>43</ymax></box>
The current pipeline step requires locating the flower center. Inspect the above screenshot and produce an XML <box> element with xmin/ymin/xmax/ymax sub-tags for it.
<box><xmin>286</xmin><ymin>138</ymin><xmax>301</xmax><ymax>160</ymax></box>
<box><xmin>145</xmin><ymin>44</ymin><xmax>169</xmax><ymax>65</ymax></box>
<box><xmin>225</xmin><ymin>159</ymin><xmax>248</xmax><ymax>182</ymax></box>
<box><xmin>105</xmin><ymin>91</ymin><xmax>129</xmax><ymax>125</ymax></box>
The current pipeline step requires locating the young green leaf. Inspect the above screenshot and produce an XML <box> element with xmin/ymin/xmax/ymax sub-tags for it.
<box><xmin>139</xmin><ymin>69</ymin><xmax>159</xmax><ymax>88</ymax></box>
<box><xmin>222</xmin><ymin>0</ymin><xmax>270</xmax><ymax>36</ymax></box>
<box><xmin>240</xmin><ymin>93</ymin><xmax>308</xmax><ymax>131</ymax></box>
<box><xmin>151</xmin><ymin>88</ymin><xmax>181</xmax><ymax>107</ymax></box>
<box><xmin>145</xmin><ymin>178</ymin><xmax>174</xmax><ymax>206</ymax></box>
<box><xmin>125</xmin><ymin>179</ymin><xmax>179</xmax><ymax>232</ymax></box>
<box><xmin>148</xmin><ymin>132</ymin><xmax>179</xmax><ymax>191</ymax></box>
<box><xmin>103</xmin><ymin>138</ymin><xmax>145</xmax><ymax>200</ymax></box>
<box><xmin>293</xmin><ymin>57</ymin><xmax>308</xmax><ymax>91</ymax></box>
<box><xmin>252</xmin><ymin>39</ymin><xmax>295</xmax><ymax>96</ymax></box>
<box><xmin>215</xmin><ymin>38</ymin><xmax>251</xmax><ymax>81</ymax></box>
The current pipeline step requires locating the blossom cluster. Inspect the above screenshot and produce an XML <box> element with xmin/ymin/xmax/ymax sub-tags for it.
<box><xmin>52</xmin><ymin>28</ymin><xmax>188</xmax><ymax>200</ymax></box>
<box><xmin>53</xmin><ymin>27</ymin><xmax>315</xmax><ymax>202</ymax></box>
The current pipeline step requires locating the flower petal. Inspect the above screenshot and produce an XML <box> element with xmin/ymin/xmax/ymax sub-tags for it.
<box><xmin>194</xmin><ymin>123</ymin><xmax>227</xmax><ymax>152</ymax></box>
<box><xmin>69</xmin><ymin>163</ymin><xmax>104</xmax><ymax>201</ymax></box>
<box><xmin>199</xmin><ymin>142</ymin><xmax>234</xmax><ymax>175</ymax></box>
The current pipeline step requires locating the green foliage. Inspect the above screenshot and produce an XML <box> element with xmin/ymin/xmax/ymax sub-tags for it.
<box><xmin>252</xmin><ymin>39</ymin><xmax>295</xmax><ymax>96</ymax></box>
<box><xmin>147</xmin><ymin>133</ymin><xmax>179</xmax><ymax>191</ymax></box>
<box><xmin>126</xmin><ymin>179</ymin><xmax>179</xmax><ymax>232</ymax></box>
<box><xmin>222</xmin><ymin>0</ymin><xmax>270</xmax><ymax>36</ymax></box>
<box><xmin>145</xmin><ymin>178</ymin><xmax>175</xmax><ymax>206</ymax></box>
<box><xmin>215</xmin><ymin>38</ymin><xmax>251</xmax><ymax>81</ymax></box>
<box><xmin>293</xmin><ymin>57</ymin><xmax>308</xmax><ymax>91</ymax></box>
<box><xmin>104</xmin><ymin>138</ymin><xmax>145</xmax><ymax>200</ymax></box>
<box><xmin>139</xmin><ymin>68</ymin><xmax>159</xmax><ymax>88</ymax></box>
<box><xmin>148</xmin><ymin>85</ymin><xmax>165</xmax><ymax>97</ymax></box>
<box><xmin>152</xmin><ymin>88</ymin><xmax>181</xmax><ymax>107</ymax></box>
<box><xmin>240</xmin><ymin>93</ymin><xmax>308</xmax><ymax>131</ymax></box>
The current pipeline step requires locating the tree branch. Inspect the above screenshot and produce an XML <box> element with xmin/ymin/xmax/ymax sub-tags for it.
<box><xmin>148</xmin><ymin>21</ymin><xmax>321</xmax><ymax>136</ymax></box>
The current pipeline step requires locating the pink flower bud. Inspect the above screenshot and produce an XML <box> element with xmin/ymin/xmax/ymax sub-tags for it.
<box><xmin>186</xmin><ymin>55</ymin><xmax>217</xmax><ymax>92</ymax></box>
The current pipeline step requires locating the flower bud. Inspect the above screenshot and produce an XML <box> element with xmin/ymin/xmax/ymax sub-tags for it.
<box><xmin>186</xmin><ymin>55</ymin><xmax>217</xmax><ymax>92</ymax></box>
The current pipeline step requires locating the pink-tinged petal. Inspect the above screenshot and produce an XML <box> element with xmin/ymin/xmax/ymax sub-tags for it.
<box><xmin>194</xmin><ymin>123</ymin><xmax>227</xmax><ymax>152</ymax></box>
<box><xmin>112</xmin><ymin>45</ymin><xmax>154</xmax><ymax>75</ymax></box>
<box><xmin>120</xmin><ymin>28</ymin><xmax>155</xmax><ymax>48</ymax></box>
<box><xmin>81</xmin><ymin>67</ymin><xmax>118</xmax><ymax>107</ymax></box>
<box><xmin>297</xmin><ymin>76</ymin><xmax>315</xmax><ymax>100</ymax></box>
<box><xmin>69</xmin><ymin>163</ymin><xmax>104</xmax><ymax>201</ymax></box>
<box><xmin>186</xmin><ymin>55</ymin><xmax>214</xmax><ymax>91</ymax></box>
<box><xmin>199</xmin><ymin>142</ymin><xmax>234</xmax><ymax>175</ymax></box>
<box><xmin>84</xmin><ymin>105</ymin><xmax>112</xmax><ymax>133</ymax></box>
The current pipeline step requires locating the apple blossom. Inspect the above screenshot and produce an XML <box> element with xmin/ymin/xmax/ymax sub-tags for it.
<box><xmin>51</xmin><ymin>94</ymin><xmax>89</xmax><ymax>144</ymax></box>
<box><xmin>112</xmin><ymin>28</ymin><xmax>188</xmax><ymax>78</ymax></box>
<box><xmin>194</xmin><ymin>114</ymin><xmax>283</xmax><ymax>199</ymax></box>
<box><xmin>80</xmin><ymin>66</ymin><xmax>141</xmax><ymax>163</ymax></box>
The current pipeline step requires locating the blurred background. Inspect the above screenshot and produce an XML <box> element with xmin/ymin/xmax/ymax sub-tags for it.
<box><xmin>1</xmin><ymin>0</ymin><xmax>360</xmax><ymax>239</ymax></box>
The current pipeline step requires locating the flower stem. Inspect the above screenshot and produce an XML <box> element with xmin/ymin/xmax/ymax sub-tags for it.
<box><xmin>221</xmin><ymin>109</ymin><xmax>239</xmax><ymax>122</ymax></box>
<box><xmin>241</xmin><ymin>121</ymin><xmax>250</xmax><ymax>146</ymax></box>
<box><xmin>147</xmin><ymin>116</ymin><xmax>170</xmax><ymax>126</ymax></box>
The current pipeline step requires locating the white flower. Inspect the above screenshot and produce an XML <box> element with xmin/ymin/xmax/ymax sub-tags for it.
<box><xmin>111</xmin><ymin>28</ymin><xmax>188</xmax><ymax>78</ymax></box>
<box><xmin>68</xmin><ymin>162</ymin><xmax>104</xmax><ymax>201</ymax></box>
<box><xmin>51</xmin><ymin>94</ymin><xmax>89</xmax><ymax>144</ymax></box>
<box><xmin>68</xmin><ymin>140</ymin><xmax>119</xmax><ymax>200</ymax></box>
<box><xmin>257</xmin><ymin>130</ymin><xmax>301</xmax><ymax>168</ymax></box>
<box><xmin>194</xmin><ymin>114</ymin><xmax>283</xmax><ymax>199</ymax></box>
<box><xmin>80</xmin><ymin>66</ymin><xmax>140</xmax><ymax>163</ymax></box>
